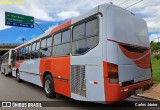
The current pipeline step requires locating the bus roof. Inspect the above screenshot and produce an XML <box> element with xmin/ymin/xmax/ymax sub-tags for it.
<box><xmin>14</xmin><ymin>3</ymin><xmax>122</xmax><ymax>50</ymax></box>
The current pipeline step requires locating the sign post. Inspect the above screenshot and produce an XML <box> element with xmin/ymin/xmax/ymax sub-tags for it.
<box><xmin>5</xmin><ymin>12</ymin><xmax>34</xmax><ymax>28</ymax></box>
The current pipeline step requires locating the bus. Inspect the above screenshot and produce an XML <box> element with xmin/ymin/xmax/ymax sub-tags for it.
<box><xmin>12</xmin><ymin>3</ymin><xmax>153</xmax><ymax>104</ymax></box>
<box><xmin>1</xmin><ymin>49</ymin><xmax>15</xmax><ymax>76</ymax></box>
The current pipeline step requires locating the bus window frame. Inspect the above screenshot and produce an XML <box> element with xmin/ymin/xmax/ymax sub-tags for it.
<box><xmin>71</xmin><ymin>16</ymin><xmax>100</xmax><ymax>56</ymax></box>
<box><xmin>52</xmin><ymin>28</ymin><xmax>71</xmax><ymax>58</ymax></box>
<box><xmin>39</xmin><ymin>35</ymin><xmax>53</xmax><ymax>58</ymax></box>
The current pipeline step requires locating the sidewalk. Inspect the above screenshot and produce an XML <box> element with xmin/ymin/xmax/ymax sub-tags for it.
<box><xmin>138</xmin><ymin>83</ymin><xmax>160</xmax><ymax>100</ymax></box>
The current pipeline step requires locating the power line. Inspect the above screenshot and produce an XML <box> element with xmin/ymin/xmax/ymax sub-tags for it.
<box><xmin>125</xmin><ymin>0</ymin><xmax>143</xmax><ymax>9</ymax></box>
<box><xmin>120</xmin><ymin>0</ymin><xmax>138</xmax><ymax>7</ymax></box>
<box><xmin>113</xmin><ymin>0</ymin><xmax>143</xmax><ymax>9</ymax></box>
<box><xmin>118</xmin><ymin>0</ymin><xmax>131</xmax><ymax>6</ymax></box>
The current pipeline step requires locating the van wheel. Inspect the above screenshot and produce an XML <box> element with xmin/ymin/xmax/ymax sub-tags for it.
<box><xmin>5</xmin><ymin>73</ymin><xmax>8</xmax><ymax>77</ymax></box>
<box><xmin>44</xmin><ymin>74</ymin><xmax>56</xmax><ymax>98</ymax></box>
<box><xmin>4</xmin><ymin>68</ymin><xmax>6</xmax><ymax>75</ymax></box>
<box><xmin>16</xmin><ymin>70</ymin><xmax>22</xmax><ymax>82</ymax></box>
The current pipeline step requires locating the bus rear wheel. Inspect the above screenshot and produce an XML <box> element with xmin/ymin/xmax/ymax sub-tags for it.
<box><xmin>44</xmin><ymin>74</ymin><xmax>56</xmax><ymax>98</ymax></box>
<box><xmin>16</xmin><ymin>70</ymin><xmax>22</xmax><ymax>82</ymax></box>
<box><xmin>5</xmin><ymin>73</ymin><xmax>8</xmax><ymax>77</ymax></box>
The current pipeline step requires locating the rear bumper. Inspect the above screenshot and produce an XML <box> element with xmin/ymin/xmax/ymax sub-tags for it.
<box><xmin>104</xmin><ymin>78</ymin><xmax>152</xmax><ymax>104</ymax></box>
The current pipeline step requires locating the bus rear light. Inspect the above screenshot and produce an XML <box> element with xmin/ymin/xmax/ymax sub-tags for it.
<box><xmin>108</xmin><ymin>72</ymin><xmax>118</xmax><ymax>78</ymax></box>
<box><xmin>108</xmin><ymin>63</ymin><xmax>119</xmax><ymax>84</ymax></box>
<box><xmin>109</xmin><ymin>78</ymin><xmax>119</xmax><ymax>84</ymax></box>
<box><xmin>108</xmin><ymin>63</ymin><xmax>118</xmax><ymax>73</ymax></box>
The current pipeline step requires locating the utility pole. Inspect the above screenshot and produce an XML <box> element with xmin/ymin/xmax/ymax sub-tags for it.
<box><xmin>34</xmin><ymin>22</ymin><xmax>45</xmax><ymax>33</ymax></box>
<box><xmin>157</xmin><ymin>32</ymin><xmax>159</xmax><ymax>42</ymax></box>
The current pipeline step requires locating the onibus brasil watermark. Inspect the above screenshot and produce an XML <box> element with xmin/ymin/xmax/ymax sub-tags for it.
<box><xmin>2</xmin><ymin>102</ymin><xmax>42</xmax><ymax>107</ymax></box>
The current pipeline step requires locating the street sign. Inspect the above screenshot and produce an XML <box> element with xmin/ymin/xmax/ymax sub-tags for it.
<box><xmin>5</xmin><ymin>12</ymin><xmax>34</xmax><ymax>28</ymax></box>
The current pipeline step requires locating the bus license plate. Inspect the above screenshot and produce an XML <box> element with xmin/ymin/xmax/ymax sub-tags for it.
<box><xmin>135</xmin><ymin>88</ymin><xmax>142</xmax><ymax>94</ymax></box>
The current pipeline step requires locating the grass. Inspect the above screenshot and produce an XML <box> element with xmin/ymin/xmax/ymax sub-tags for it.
<box><xmin>152</xmin><ymin>57</ymin><xmax>160</xmax><ymax>82</ymax></box>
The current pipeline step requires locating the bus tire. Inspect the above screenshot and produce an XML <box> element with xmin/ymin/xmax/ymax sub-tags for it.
<box><xmin>16</xmin><ymin>70</ymin><xmax>22</xmax><ymax>82</ymax></box>
<box><xmin>44</xmin><ymin>74</ymin><xmax>56</xmax><ymax>98</ymax></box>
<box><xmin>5</xmin><ymin>73</ymin><xmax>8</xmax><ymax>77</ymax></box>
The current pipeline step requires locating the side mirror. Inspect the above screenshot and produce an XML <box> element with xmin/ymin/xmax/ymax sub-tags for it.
<box><xmin>41</xmin><ymin>47</ymin><xmax>48</xmax><ymax>51</ymax></box>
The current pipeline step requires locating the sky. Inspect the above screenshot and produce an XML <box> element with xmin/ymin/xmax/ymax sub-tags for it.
<box><xmin>0</xmin><ymin>0</ymin><xmax>160</xmax><ymax>43</ymax></box>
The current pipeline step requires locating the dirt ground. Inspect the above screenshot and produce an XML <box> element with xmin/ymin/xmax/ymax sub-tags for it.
<box><xmin>138</xmin><ymin>83</ymin><xmax>160</xmax><ymax>100</ymax></box>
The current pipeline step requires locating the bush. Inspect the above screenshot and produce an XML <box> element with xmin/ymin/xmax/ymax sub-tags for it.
<box><xmin>153</xmin><ymin>54</ymin><xmax>160</xmax><ymax>60</ymax></box>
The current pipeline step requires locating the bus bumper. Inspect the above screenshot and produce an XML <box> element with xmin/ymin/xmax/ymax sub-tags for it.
<box><xmin>104</xmin><ymin>78</ymin><xmax>152</xmax><ymax>104</ymax></box>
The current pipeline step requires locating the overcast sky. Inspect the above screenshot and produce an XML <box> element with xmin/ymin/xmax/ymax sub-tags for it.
<box><xmin>0</xmin><ymin>0</ymin><xmax>160</xmax><ymax>43</ymax></box>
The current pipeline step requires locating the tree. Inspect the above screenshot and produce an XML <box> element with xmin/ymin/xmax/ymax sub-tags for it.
<box><xmin>150</xmin><ymin>41</ymin><xmax>160</xmax><ymax>54</ymax></box>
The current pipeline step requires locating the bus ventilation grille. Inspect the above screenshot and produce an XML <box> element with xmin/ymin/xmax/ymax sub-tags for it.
<box><xmin>71</xmin><ymin>65</ymin><xmax>86</xmax><ymax>97</ymax></box>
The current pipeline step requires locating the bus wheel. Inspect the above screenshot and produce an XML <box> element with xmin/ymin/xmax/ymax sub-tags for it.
<box><xmin>16</xmin><ymin>70</ymin><xmax>22</xmax><ymax>82</ymax></box>
<box><xmin>44</xmin><ymin>74</ymin><xmax>56</xmax><ymax>98</ymax></box>
<box><xmin>5</xmin><ymin>73</ymin><xmax>8</xmax><ymax>77</ymax></box>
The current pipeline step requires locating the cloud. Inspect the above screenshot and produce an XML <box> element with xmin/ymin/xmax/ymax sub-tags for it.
<box><xmin>0</xmin><ymin>11</ymin><xmax>12</xmax><ymax>30</ymax></box>
<box><xmin>31</xmin><ymin>35</ymin><xmax>36</xmax><ymax>38</ymax></box>
<box><xmin>45</xmin><ymin>24</ymin><xmax>58</xmax><ymax>32</ymax></box>
<box><xmin>57</xmin><ymin>11</ymin><xmax>80</xmax><ymax>20</ymax></box>
<box><xmin>149</xmin><ymin>33</ymin><xmax>160</xmax><ymax>42</ymax></box>
<box><xmin>0</xmin><ymin>0</ymin><xmax>160</xmax><ymax>33</ymax></box>
<box><xmin>16</xmin><ymin>36</ymin><xmax>26</xmax><ymax>41</ymax></box>
<box><xmin>126</xmin><ymin>0</ymin><xmax>160</xmax><ymax>32</ymax></box>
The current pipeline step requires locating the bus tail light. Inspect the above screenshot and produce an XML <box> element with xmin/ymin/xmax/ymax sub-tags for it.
<box><xmin>108</xmin><ymin>63</ymin><xmax>119</xmax><ymax>84</ymax></box>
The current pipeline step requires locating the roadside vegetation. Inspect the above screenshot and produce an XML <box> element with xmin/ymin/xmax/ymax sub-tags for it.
<box><xmin>150</xmin><ymin>41</ymin><xmax>160</xmax><ymax>82</ymax></box>
<box><xmin>152</xmin><ymin>57</ymin><xmax>160</xmax><ymax>82</ymax></box>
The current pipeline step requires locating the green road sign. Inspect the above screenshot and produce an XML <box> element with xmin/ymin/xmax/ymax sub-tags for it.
<box><xmin>5</xmin><ymin>12</ymin><xmax>34</xmax><ymax>28</ymax></box>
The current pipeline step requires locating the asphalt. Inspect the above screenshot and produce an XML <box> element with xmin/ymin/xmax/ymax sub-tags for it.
<box><xmin>0</xmin><ymin>73</ymin><xmax>159</xmax><ymax>110</ymax></box>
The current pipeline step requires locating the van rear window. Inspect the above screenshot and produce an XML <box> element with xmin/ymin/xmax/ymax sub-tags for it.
<box><xmin>119</xmin><ymin>44</ymin><xmax>148</xmax><ymax>53</ymax></box>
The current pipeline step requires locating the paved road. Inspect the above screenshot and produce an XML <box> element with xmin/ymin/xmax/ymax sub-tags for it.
<box><xmin>0</xmin><ymin>73</ymin><xmax>159</xmax><ymax>110</ymax></box>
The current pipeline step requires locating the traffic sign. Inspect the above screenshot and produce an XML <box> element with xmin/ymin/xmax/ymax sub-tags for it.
<box><xmin>5</xmin><ymin>12</ymin><xmax>34</xmax><ymax>28</ymax></box>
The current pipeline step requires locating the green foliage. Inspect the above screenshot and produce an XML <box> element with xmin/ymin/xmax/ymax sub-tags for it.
<box><xmin>153</xmin><ymin>54</ymin><xmax>160</xmax><ymax>60</ymax></box>
<box><xmin>152</xmin><ymin>57</ymin><xmax>160</xmax><ymax>82</ymax></box>
<box><xmin>150</xmin><ymin>41</ymin><xmax>160</xmax><ymax>54</ymax></box>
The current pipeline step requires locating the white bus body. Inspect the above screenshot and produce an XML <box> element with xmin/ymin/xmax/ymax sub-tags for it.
<box><xmin>1</xmin><ymin>49</ymin><xmax>14</xmax><ymax>76</ymax></box>
<box><xmin>12</xmin><ymin>3</ymin><xmax>152</xmax><ymax>104</ymax></box>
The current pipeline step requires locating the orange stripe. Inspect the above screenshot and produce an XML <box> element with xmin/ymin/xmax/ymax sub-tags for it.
<box><xmin>40</xmin><ymin>57</ymin><xmax>71</xmax><ymax>98</ymax></box>
<box><xmin>119</xmin><ymin>45</ymin><xmax>149</xmax><ymax>59</ymax></box>
<box><xmin>50</xmin><ymin>20</ymin><xmax>71</xmax><ymax>35</ymax></box>
<box><xmin>134</xmin><ymin>53</ymin><xmax>151</xmax><ymax>69</ymax></box>
<box><xmin>119</xmin><ymin>45</ymin><xmax>151</xmax><ymax>69</ymax></box>
<box><xmin>13</xmin><ymin>60</ymin><xmax>24</xmax><ymax>68</ymax></box>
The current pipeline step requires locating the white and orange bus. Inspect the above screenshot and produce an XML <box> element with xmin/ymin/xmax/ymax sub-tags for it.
<box><xmin>1</xmin><ymin>49</ymin><xmax>15</xmax><ymax>76</ymax></box>
<box><xmin>12</xmin><ymin>3</ymin><xmax>153</xmax><ymax>104</ymax></box>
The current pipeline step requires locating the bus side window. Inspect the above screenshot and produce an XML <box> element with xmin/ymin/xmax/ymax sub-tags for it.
<box><xmin>52</xmin><ymin>33</ymin><xmax>61</xmax><ymax>57</ymax></box>
<box><xmin>72</xmin><ymin>18</ymin><xmax>99</xmax><ymax>55</ymax></box>
<box><xmin>22</xmin><ymin>47</ymin><xmax>26</xmax><ymax>60</ymax></box>
<box><xmin>54</xmin><ymin>33</ymin><xmax>61</xmax><ymax>45</ymax></box>
<box><xmin>40</xmin><ymin>37</ymin><xmax>52</xmax><ymax>58</ymax></box>
<box><xmin>53</xmin><ymin>29</ymin><xmax>71</xmax><ymax>57</ymax></box>
<box><xmin>19</xmin><ymin>48</ymin><xmax>25</xmax><ymax>60</ymax></box>
<box><xmin>31</xmin><ymin>41</ymin><xmax>40</xmax><ymax>59</ymax></box>
<box><xmin>73</xmin><ymin>23</ymin><xmax>85</xmax><ymax>40</ymax></box>
<box><xmin>25</xmin><ymin>46</ymin><xmax>30</xmax><ymax>60</ymax></box>
<box><xmin>16</xmin><ymin>49</ymin><xmax>19</xmax><ymax>61</ymax></box>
